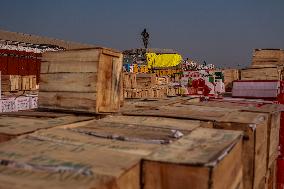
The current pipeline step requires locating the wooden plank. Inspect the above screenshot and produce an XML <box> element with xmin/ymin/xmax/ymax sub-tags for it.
<box><xmin>42</xmin><ymin>48</ymin><xmax>101</xmax><ymax>62</ymax></box>
<box><xmin>0</xmin><ymin>136</ymin><xmax>141</xmax><ymax>189</ymax></box>
<box><xmin>100</xmin><ymin>115</ymin><xmax>204</xmax><ymax>131</ymax></box>
<box><xmin>41</xmin><ymin>61</ymin><xmax>98</xmax><ymax>73</ymax></box>
<box><xmin>32</xmin><ymin>127</ymin><xmax>160</xmax><ymax>156</ymax></box>
<box><xmin>120</xmin><ymin>97</ymin><xmax>204</xmax><ymax>113</ymax></box>
<box><xmin>0</xmin><ymin>111</ymin><xmax>70</xmax><ymax>118</ymax></box>
<box><xmin>241</xmin><ymin>67</ymin><xmax>281</xmax><ymax>80</ymax></box>
<box><xmin>143</xmin><ymin>128</ymin><xmax>243</xmax><ymax>189</ymax></box>
<box><xmin>251</xmin><ymin>49</ymin><xmax>284</xmax><ymax>67</ymax></box>
<box><xmin>123</xmin><ymin>106</ymin><xmax>268</xmax><ymax>189</ymax></box>
<box><xmin>102</xmin><ymin>48</ymin><xmax>121</xmax><ymax>57</ymax></box>
<box><xmin>96</xmin><ymin>54</ymin><xmax>122</xmax><ymax>113</ymax></box>
<box><xmin>38</xmin><ymin>92</ymin><xmax>97</xmax><ymax>112</ymax></box>
<box><xmin>0</xmin><ymin>115</ymin><xmax>94</xmax><ymax>142</ymax></box>
<box><xmin>0</xmin><ymin>166</ymin><xmax>119</xmax><ymax>189</ymax></box>
<box><xmin>39</xmin><ymin>73</ymin><xmax>97</xmax><ymax>92</ymax></box>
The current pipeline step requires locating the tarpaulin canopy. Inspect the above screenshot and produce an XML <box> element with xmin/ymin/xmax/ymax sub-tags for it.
<box><xmin>146</xmin><ymin>53</ymin><xmax>182</xmax><ymax>68</ymax></box>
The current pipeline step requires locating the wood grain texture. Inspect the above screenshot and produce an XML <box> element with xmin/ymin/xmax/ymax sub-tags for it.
<box><xmin>42</xmin><ymin>49</ymin><xmax>101</xmax><ymax>62</ymax></box>
<box><xmin>0</xmin><ymin>137</ymin><xmax>141</xmax><ymax>189</ymax></box>
<box><xmin>241</xmin><ymin>67</ymin><xmax>281</xmax><ymax>80</ymax></box>
<box><xmin>96</xmin><ymin>54</ymin><xmax>122</xmax><ymax>112</ymax></box>
<box><xmin>0</xmin><ymin>114</ymin><xmax>93</xmax><ymax>142</ymax></box>
<box><xmin>143</xmin><ymin>128</ymin><xmax>243</xmax><ymax>189</ymax></box>
<box><xmin>41</xmin><ymin>61</ymin><xmax>98</xmax><ymax>73</ymax></box>
<box><xmin>38</xmin><ymin>92</ymin><xmax>97</xmax><ymax>112</ymax></box>
<box><xmin>123</xmin><ymin>106</ymin><xmax>268</xmax><ymax>189</ymax></box>
<box><xmin>40</xmin><ymin>73</ymin><xmax>97</xmax><ymax>92</ymax></box>
<box><xmin>39</xmin><ymin>48</ymin><xmax>123</xmax><ymax>113</ymax></box>
<box><xmin>180</xmin><ymin>100</ymin><xmax>281</xmax><ymax>171</ymax></box>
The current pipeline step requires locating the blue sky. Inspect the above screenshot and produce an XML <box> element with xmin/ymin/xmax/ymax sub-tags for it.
<box><xmin>1</xmin><ymin>0</ymin><xmax>284</xmax><ymax>67</ymax></box>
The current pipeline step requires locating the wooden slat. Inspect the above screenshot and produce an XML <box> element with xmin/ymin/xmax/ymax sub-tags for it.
<box><xmin>241</xmin><ymin>67</ymin><xmax>281</xmax><ymax>80</ymax></box>
<box><xmin>143</xmin><ymin>128</ymin><xmax>243</xmax><ymax>189</ymax></box>
<box><xmin>0</xmin><ymin>137</ymin><xmax>141</xmax><ymax>189</ymax></box>
<box><xmin>102</xmin><ymin>49</ymin><xmax>121</xmax><ymax>57</ymax></box>
<box><xmin>100</xmin><ymin>115</ymin><xmax>203</xmax><ymax>131</ymax></box>
<box><xmin>39</xmin><ymin>73</ymin><xmax>97</xmax><ymax>92</ymax></box>
<box><xmin>0</xmin><ymin>115</ymin><xmax>93</xmax><ymax>142</ymax></box>
<box><xmin>38</xmin><ymin>92</ymin><xmax>97</xmax><ymax>112</ymax></box>
<box><xmin>41</xmin><ymin>61</ymin><xmax>98</xmax><ymax>73</ymax></box>
<box><xmin>0</xmin><ymin>111</ymin><xmax>70</xmax><ymax>118</ymax></box>
<box><xmin>42</xmin><ymin>49</ymin><xmax>101</xmax><ymax>62</ymax></box>
<box><xmin>32</xmin><ymin>127</ymin><xmax>160</xmax><ymax>156</ymax></box>
<box><xmin>96</xmin><ymin>54</ymin><xmax>122</xmax><ymax>113</ymax></box>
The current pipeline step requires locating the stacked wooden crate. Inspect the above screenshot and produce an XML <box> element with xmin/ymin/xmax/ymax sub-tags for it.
<box><xmin>251</xmin><ymin>49</ymin><xmax>284</xmax><ymax>68</ymax></box>
<box><xmin>1</xmin><ymin>75</ymin><xmax>21</xmax><ymax>92</ymax></box>
<box><xmin>122</xmin><ymin>103</ymin><xmax>273</xmax><ymax>189</ymax></box>
<box><xmin>0</xmin><ymin>115</ymin><xmax>243</xmax><ymax>189</ymax></box>
<box><xmin>1</xmin><ymin>75</ymin><xmax>37</xmax><ymax>92</ymax></box>
<box><xmin>176</xmin><ymin>99</ymin><xmax>282</xmax><ymax>189</ymax></box>
<box><xmin>222</xmin><ymin>69</ymin><xmax>240</xmax><ymax>91</ymax></box>
<box><xmin>39</xmin><ymin>48</ymin><xmax>123</xmax><ymax>113</ymax></box>
<box><xmin>241</xmin><ymin>67</ymin><xmax>283</xmax><ymax>80</ymax></box>
<box><xmin>21</xmin><ymin>75</ymin><xmax>37</xmax><ymax>91</ymax></box>
<box><xmin>240</xmin><ymin>49</ymin><xmax>284</xmax><ymax>81</ymax></box>
<box><xmin>123</xmin><ymin>73</ymin><xmax>175</xmax><ymax>99</ymax></box>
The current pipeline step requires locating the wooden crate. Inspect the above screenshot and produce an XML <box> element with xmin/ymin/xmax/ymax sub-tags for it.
<box><xmin>1</xmin><ymin>75</ymin><xmax>21</xmax><ymax>92</ymax></box>
<box><xmin>143</xmin><ymin>128</ymin><xmax>243</xmax><ymax>189</ymax></box>
<box><xmin>135</xmin><ymin>73</ymin><xmax>156</xmax><ymax>88</ymax></box>
<box><xmin>123</xmin><ymin>73</ymin><xmax>136</xmax><ymax>89</ymax></box>
<box><xmin>123</xmin><ymin>105</ymin><xmax>268</xmax><ymax>189</ymax></box>
<box><xmin>27</xmin><ymin>116</ymin><xmax>241</xmax><ymax>189</ymax></box>
<box><xmin>223</xmin><ymin>69</ymin><xmax>240</xmax><ymax>91</ymax></box>
<box><xmin>39</xmin><ymin>48</ymin><xmax>123</xmax><ymax>113</ymax></box>
<box><xmin>0</xmin><ymin>115</ymin><xmax>203</xmax><ymax>189</ymax></box>
<box><xmin>0</xmin><ymin>135</ymin><xmax>141</xmax><ymax>189</ymax></box>
<box><xmin>30</xmin><ymin>115</ymin><xmax>203</xmax><ymax>153</ymax></box>
<box><xmin>264</xmin><ymin>160</ymin><xmax>277</xmax><ymax>189</ymax></box>
<box><xmin>181</xmin><ymin>100</ymin><xmax>281</xmax><ymax>170</ymax></box>
<box><xmin>251</xmin><ymin>49</ymin><xmax>284</xmax><ymax>68</ymax></box>
<box><xmin>241</xmin><ymin>67</ymin><xmax>284</xmax><ymax>80</ymax></box>
<box><xmin>0</xmin><ymin>111</ymin><xmax>94</xmax><ymax>143</ymax></box>
<box><xmin>29</xmin><ymin>75</ymin><xmax>37</xmax><ymax>90</ymax></box>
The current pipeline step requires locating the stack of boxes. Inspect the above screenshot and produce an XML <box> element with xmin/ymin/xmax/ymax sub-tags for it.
<box><xmin>232</xmin><ymin>48</ymin><xmax>284</xmax><ymax>188</ymax></box>
<box><xmin>123</xmin><ymin>73</ymin><xmax>175</xmax><ymax>99</ymax></box>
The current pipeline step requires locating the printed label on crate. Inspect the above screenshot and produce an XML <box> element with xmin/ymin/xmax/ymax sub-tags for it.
<box><xmin>16</xmin><ymin>96</ymin><xmax>30</xmax><ymax>111</ymax></box>
<box><xmin>29</xmin><ymin>96</ymin><xmax>38</xmax><ymax>109</ymax></box>
<box><xmin>1</xmin><ymin>98</ymin><xmax>17</xmax><ymax>112</ymax></box>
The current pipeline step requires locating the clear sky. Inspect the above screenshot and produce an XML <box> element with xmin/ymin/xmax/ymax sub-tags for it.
<box><xmin>0</xmin><ymin>0</ymin><xmax>283</xmax><ymax>68</ymax></box>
